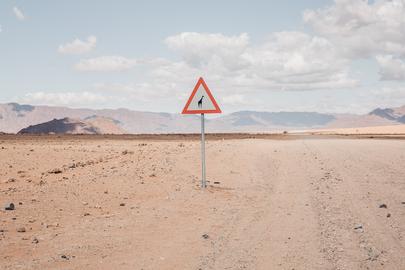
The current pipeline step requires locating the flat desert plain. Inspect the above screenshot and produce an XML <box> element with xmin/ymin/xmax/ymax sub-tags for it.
<box><xmin>1</xmin><ymin>135</ymin><xmax>405</xmax><ymax>270</ymax></box>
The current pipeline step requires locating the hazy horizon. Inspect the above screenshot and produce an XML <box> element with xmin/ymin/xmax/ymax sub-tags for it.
<box><xmin>1</xmin><ymin>100</ymin><xmax>402</xmax><ymax>116</ymax></box>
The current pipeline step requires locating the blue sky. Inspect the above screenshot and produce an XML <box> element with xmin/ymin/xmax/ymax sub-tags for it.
<box><xmin>1</xmin><ymin>0</ymin><xmax>404</xmax><ymax>114</ymax></box>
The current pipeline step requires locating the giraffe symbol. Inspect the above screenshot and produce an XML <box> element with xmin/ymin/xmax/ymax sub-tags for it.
<box><xmin>198</xmin><ymin>96</ymin><xmax>204</xmax><ymax>108</ymax></box>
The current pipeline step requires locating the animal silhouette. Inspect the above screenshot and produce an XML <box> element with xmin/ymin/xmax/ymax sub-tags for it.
<box><xmin>198</xmin><ymin>96</ymin><xmax>204</xmax><ymax>108</ymax></box>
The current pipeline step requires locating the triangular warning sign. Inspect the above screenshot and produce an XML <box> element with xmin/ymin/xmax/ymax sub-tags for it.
<box><xmin>182</xmin><ymin>77</ymin><xmax>222</xmax><ymax>114</ymax></box>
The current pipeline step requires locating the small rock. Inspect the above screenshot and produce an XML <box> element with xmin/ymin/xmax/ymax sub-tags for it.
<box><xmin>17</xmin><ymin>227</ymin><xmax>26</xmax><ymax>233</ymax></box>
<box><xmin>48</xmin><ymin>168</ymin><xmax>62</xmax><ymax>174</ymax></box>
<box><xmin>32</xmin><ymin>237</ymin><xmax>39</xmax><ymax>244</ymax></box>
<box><xmin>46</xmin><ymin>222</ymin><xmax>59</xmax><ymax>228</ymax></box>
<box><xmin>120</xmin><ymin>203</ymin><xmax>125</xmax><ymax>207</ymax></box>
<box><xmin>379</xmin><ymin>204</ymin><xmax>387</xmax><ymax>209</ymax></box>
<box><xmin>84</xmin><ymin>213</ymin><xmax>90</xmax><ymax>216</ymax></box>
<box><xmin>5</xmin><ymin>203</ymin><xmax>15</xmax><ymax>211</ymax></box>
<box><xmin>213</xmin><ymin>181</ymin><xmax>220</xmax><ymax>185</ymax></box>
<box><xmin>401</xmin><ymin>202</ymin><xmax>405</xmax><ymax>205</ymax></box>
<box><xmin>202</xmin><ymin>234</ymin><xmax>209</xmax><ymax>239</ymax></box>
<box><xmin>61</xmin><ymin>254</ymin><xmax>69</xmax><ymax>260</ymax></box>
<box><xmin>354</xmin><ymin>225</ymin><xmax>363</xmax><ymax>230</ymax></box>
<box><xmin>386</xmin><ymin>213</ymin><xmax>391</xmax><ymax>218</ymax></box>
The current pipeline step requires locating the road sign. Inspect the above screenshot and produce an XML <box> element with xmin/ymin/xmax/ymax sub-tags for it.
<box><xmin>182</xmin><ymin>77</ymin><xmax>222</xmax><ymax>188</ymax></box>
<box><xmin>182</xmin><ymin>77</ymin><xmax>221</xmax><ymax>114</ymax></box>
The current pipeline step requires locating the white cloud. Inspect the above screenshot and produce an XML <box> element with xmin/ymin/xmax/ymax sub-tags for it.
<box><xmin>370</xmin><ymin>86</ymin><xmax>405</xmax><ymax>108</ymax></box>
<box><xmin>75</xmin><ymin>56</ymin><xmax>137</xmax><ymax>72</ymax></box>
<box><xmin>376</xmin><ymin>87</ymin><xmax>405</xmax><ymax>99</ymax></box>
<box><xmin>13</xmin><ymin>6</ymin><xmax>25</xmax><ymax>21</ymax></box>
<box><xmin>221</xmin><ymin>94</ymin><xmax>248</xmax><ymax>105</ymax></box>
<box><xmin>165</xmin><ymin>32</ymin><xmax>250</xmax><ymax>70</ymax></box>
<box><xmin>162</xmin><ymin>31</ymin><xmax>357</xmax><ymax>92</ymax></box>
<box><xmin>303</xmin><ymin>0</ymin><xmax>405</xmax><ymax>58</ymax></box>
<box><xmin>58</xmin><ymin>36</ymin><xmax>97</xmax><ymax>54</ymax></box>
<box><xmin>19</xmin><ymin>91</ymin><xmax>108</xmax><ymax>107</ymax></box>
<box><xmin>92</xmin><ymin>80</ymin><xmax>180</xmax><ymax>102</ymax></box>
<box><xmin>243</xmin><ymin>32</ymin><xmax>356</xmax><ymax>90</ymax></box>
<box><xmin>65</xmin><ymin>30</ymin><xmax>359</xmax><ymax>110</ymax></box>
<box><xmin>376</xmin><ymin>55</ymin><xmax>405</xmax><ymax>80</ymax></box>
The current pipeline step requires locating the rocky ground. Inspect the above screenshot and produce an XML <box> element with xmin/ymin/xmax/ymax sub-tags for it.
<box><xmin>1</xmin><ymin>135</ymin><xmax>405</xmax><ymax>269</ymax></box>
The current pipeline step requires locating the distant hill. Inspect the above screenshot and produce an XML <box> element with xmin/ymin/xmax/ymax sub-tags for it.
<box><xmin>18</xmin><ymin>117</ymin><xmax>125</xmax><ymax>135</ymax></box>
<box><xmin>217</xmin><ymin>111</ymin><xmax>335</xmax><ymax>127</ymax></box>
<box><xmin>0</xmin><ymin>103</ymin><xmax>199</xmax><ymax>134</ymax></box>
<box><xmin>369</xmin><ymin>106</ymin><xmax>405</xmax><ymax>123</ymax></box>
<box><xmin>83</xmin><ymin>116</ymin><xmax>125</xmax><ymax>134</ymax></box>
<box><xmin>1</xmin><ymin>102</ymin><xmax>404</xmax><ymax>134</ymax></box>
<box><xmin>18</xmin><ymin>118</ymin><xmax>100</xmax><ymax>134</ymax></box>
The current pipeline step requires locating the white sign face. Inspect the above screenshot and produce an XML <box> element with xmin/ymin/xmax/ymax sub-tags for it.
<box><xmin>187</xmin><ymin>83</ymin><xmax>217</xmax><ymax>111</ymax></box>
<box><xmin>182</xmin><ymin>77</ymin><xmax>221</xmax><ymax>114</ymax></box>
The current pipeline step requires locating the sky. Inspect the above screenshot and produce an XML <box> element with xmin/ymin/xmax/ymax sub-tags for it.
<box><xmin>0</xmin><ymin>0</ymin><xmax>405</xmax><ymax>114</ymax></box>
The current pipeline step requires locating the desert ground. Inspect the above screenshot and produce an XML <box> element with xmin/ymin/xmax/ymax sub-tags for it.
<box><xmin>1</xmin><ymin>134</ymin><xmax>405</xmax><ymax>270</ymax></box>
<box><xmin>303</xmin><ymin>124</ymin><xmax>405</xmax><ymax>135</ymax></box>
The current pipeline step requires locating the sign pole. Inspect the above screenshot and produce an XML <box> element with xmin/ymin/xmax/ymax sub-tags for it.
<box><xmin>201</xmin><ymin>113</ymin><xmax>206</xmax><ymax>188</ymax></box>
<box><xmin>181</xmin><ymin>78</ymin><xmax>221</xmax><ymax>189</ymax></box>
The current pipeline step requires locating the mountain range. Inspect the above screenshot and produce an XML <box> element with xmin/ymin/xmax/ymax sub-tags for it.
<box><xmin>1</xmin><ymin>102</ymin><xmax>404</xmax><ymax>134</ymax></box>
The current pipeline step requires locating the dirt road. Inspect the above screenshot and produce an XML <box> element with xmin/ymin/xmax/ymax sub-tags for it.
<box><xmin>1</xmin><ymin>137</ymin><xmax>405</xmax><ymax>269</ymax></box>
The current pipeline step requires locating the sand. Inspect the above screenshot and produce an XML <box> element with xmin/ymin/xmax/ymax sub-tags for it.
<box><xmin>1</xmin><ymin>135</ymin><xmax>405</xmax><ymax>269</ymax></box>
<box><xmin>303</xmin><ymin>124</ymin><xmax>405</xmax><ymax>135</ymax></box>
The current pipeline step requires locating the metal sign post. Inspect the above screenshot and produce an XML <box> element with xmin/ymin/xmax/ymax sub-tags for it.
<box><xmin>181</xmin><ymin>77</ymin><xmax>221</xmax><ymax>189</ymax></box>
<box><xmin>201</xmin><ymin>113</ymin><xmax>206</xmax><ymax>188</ymax></box>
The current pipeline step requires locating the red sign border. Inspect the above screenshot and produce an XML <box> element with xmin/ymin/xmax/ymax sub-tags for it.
<box><xmin>181</xmin><ymin>77</ymin><xmax>222</xmax><ymax>114</ymax></box>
